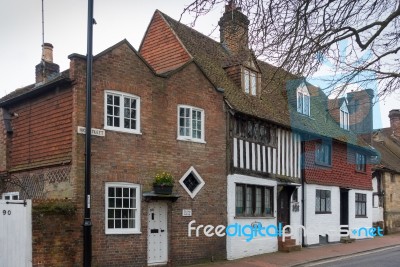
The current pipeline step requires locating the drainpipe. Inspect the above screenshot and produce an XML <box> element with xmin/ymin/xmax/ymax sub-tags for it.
<box><xmin>83</xmin><ymin>0</ymin><xmax>94</xmax><ymax>266</ymax></box>
<box><xmin>301</xmin><ymin>137</ymin><xmax>306</xmax><ymax>246</ymax></box>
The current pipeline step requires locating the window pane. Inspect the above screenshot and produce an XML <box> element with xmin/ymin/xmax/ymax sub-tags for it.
<box><xmin>107</xmin><ymin>95</ymin><xmax>112</xmax><ymax>104</ymax></box>
<box><xmin>297</xmin><ymin>92</ymin><xmax>303</xmax><ymax>113</ymax></box>
<box><xmin>236</xmin><ymin>185</ymin><xmax>244</xmax><ymax>215</ymax></box>
<box><xmin>244</xmin><ymin>70</ymin><xmax>250</xmax><ymax>93</ymax></box>
<box><xmin>109</xmin><ymin>198</ymin><xmax>115</xmax><ymax>208</ymax></box>
<box><xmin>108</xmin><ymin>209</ymin><xmax>114</xmax><ymax>219</ymax></box>
<box><xmin>246</xmin><ymin>187</ymin><xmax>253</xmax><ymax>215</ymax></box>
<box><xmin>255</xmin><ymin>187</ymin><xmax>262</xmax><ymax>215</ymax></box>
<box><xmin>250</xmin><ymin>72</ymin><xmax>257</xmax><ymax>95</ymax></box>
<box><xmin>124</xmin><ymin>119</ymin><xmax>130</xmax><ymax>128</ymax></box>
<box><xmin>114</xmin><ymin>117</ymin><xmax>120</xmax><ymax>127</ymax></box>
<box><xmin>265</xmin><ymin>189</ymin><xmax>271</xmax><ymax>214</ymax></box>
<box><xmin>114</xmin><ymin>96</ymin><xmax>120</xmax><ymax>106</ymax></box>
<box><xmin>124</xmin><ymin>98</ymin><xmax>129</xmax><ymax>107</ymax></box>
<box><xmin>304</xmin><ymin>95</ymin><xmax>310</xmax><ymax>115</ymax></box>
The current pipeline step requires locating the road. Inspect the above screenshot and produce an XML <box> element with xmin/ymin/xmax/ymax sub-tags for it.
<box><xmin>308</xmin><ymin>246</ymin><xmax>400</xmax><ymax>267</ymax></box>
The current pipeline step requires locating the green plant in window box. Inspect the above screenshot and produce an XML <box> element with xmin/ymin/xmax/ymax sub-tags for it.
<box><xmin>153</xmin><ymin>172</ymin><xmax>174</xmax><ymax>195</ymax></box>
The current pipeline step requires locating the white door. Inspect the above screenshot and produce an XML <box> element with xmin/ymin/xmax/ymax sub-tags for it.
<box><xmin>0</xmin><ymin>200</ymin><xmax>32</xmax><ymax>267</ymax></box>
<box><xmin>147</xmin><ymin>202</ymin><xmax>168</xmax><ymax>265</ymax></box>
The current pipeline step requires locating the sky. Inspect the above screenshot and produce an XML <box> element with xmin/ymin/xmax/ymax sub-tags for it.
<box><xmin>1</xmin><ymin>0</ymin><xmax>398</xmax><ymax>128</ymax></box>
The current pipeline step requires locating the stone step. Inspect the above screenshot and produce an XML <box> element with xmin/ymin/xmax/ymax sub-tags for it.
<box><xmin>279</xmin><ymin>244</ymin><xmax>302</xmax><ymax>252</ymax></box>
<box><xmin>340</xmin><ymin>236</ymin><xmax>356</xmax><ymax>243</ymax></box>
<box><xmin>278</xmin><ymin>238</ymin><xmax>296</xmax><ymax>246</ymax></box>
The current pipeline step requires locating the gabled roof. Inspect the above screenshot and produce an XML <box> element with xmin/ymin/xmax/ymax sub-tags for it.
<box><xmin>158</xmin><ymin>11</ymin><xmax>372</xmax><ymax>150</ymax></box>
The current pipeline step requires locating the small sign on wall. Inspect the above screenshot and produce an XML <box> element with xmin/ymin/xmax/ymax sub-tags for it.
<box><xmin>77</xmin><ymin>126</ymin><xmax>105</xmax><ymax>137</ymax></box>
<box><xmin>182</xmin><ymin>209</ymin><xmax>192</xmax><ymax>217</ymax></box>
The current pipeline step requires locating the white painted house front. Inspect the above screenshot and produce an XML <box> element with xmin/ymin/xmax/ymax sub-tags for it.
<box><xmin>227</xmin><ymin>121</ymin><xmax>303</xmax><ymax>259</ymax></box>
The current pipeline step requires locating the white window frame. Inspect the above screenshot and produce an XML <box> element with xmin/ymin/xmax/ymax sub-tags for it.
<box><xmin>296</xmin><ymin>85</ymin><xmax>310</xmax><ymax>116</ymax></box>
<box><xmin>179</xmin><ymin>166</ymin><xmax>205</xmax><ymax>199</ymax></box>
<box><xmin>177</xmin><ymin>105</ymin><xmax>205</xmax><ymax>143</ymax></box>
<box><xmin>1</xmin><ymin>192</ymin><xmax>19</xmax><ymax>200</ymax></box>
<box><xmin>104</xmin><ymin>90</ymin><xmax>141</xmax><ymax>134</ymax></box>
<box><xmin>105</xmin><ymin>182</ymin><xmax>141</xmax><ymax>234</ymax></box>
<box><xmin>340</xmin><ymin>101</ymin><xmax>349</xmax><ymax>130</ymax></box>
<box><xmin>243</xmin><ymin>68</ymin><xmax>258</xmax><ymax>96</ymax></box>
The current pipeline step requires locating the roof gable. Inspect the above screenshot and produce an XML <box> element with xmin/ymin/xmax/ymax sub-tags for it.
<box><xmin>139</xmin><ymin>10</ymin><xmax>192</xmax><ymax>74</ymax></box>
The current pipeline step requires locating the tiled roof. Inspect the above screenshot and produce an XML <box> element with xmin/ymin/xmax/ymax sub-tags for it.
<box><xmin>0</xmin><ymin>70</ymin><xmax>70</xmax><ymax>106</ymax></box>
<box><xmin>371</xmin><ymin>128</ymin><xmax>400</xmax><ymax>173</ymax></box>
<box><xmin>160</xmin><ymin>11</ymin><xmax>371</xmax><ymax>150</ymax></box>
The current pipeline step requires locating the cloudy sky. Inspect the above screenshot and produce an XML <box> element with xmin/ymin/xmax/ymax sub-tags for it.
<box><xmin>1</xmin><ymin>0</ymin><xmax>398</xmax><ymax>128</ymax></box>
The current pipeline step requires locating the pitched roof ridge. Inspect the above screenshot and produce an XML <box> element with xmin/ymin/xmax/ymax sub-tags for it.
<box><xmin>157</xmin><ymin>10</ymin><xmax>223</xmax><ymax>48</ymax></box>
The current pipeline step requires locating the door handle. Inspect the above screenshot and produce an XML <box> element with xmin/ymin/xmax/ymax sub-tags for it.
<box><xmin>161</xmin><ymin>229</ymin><xmax>165</xmax><ymax>232</ymax></box>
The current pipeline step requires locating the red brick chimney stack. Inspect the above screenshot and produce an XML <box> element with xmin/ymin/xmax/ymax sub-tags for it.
<box><xmin>35</xmin><ymin>43</ymin><xmax>60</xmax><ymax>84</ymax></box>
<box><xmin>389</xmin><ymin>109</ymin><xmax>400</xmax><ymax>138</ymax></box>
<box><xmin>218</xmin><ymin>0</ymin><xmax>250</xmax><ymax>54</ymax></box>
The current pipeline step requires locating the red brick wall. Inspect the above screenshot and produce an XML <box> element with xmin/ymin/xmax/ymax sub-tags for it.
<box><xmin>70</xmin><ymin>42</ymin><xmax>226</xmax><ymax>266</ymax></box>
<box><xmin>304</xmin><ymin>139</ymin><xmax>372</xmax><ymax>190</ymax></box>
<box><xmin>32</xmin><ymin>200</ymin><xmax>81</xmax><ymax>267</ymax></box>
<box><xmin>0</xmin><ymin>109</ymin><xmax>7</xmax><ymax>172</ymax></box>
<box><xmin>7</xmin><ymin>87</ymin><xmax>73</xmax><ymax>169</ymax></box>
<box><xmin>140</xmin><ymin>11</ymin><xmax>191</xmax><ymax>74</ymax></box>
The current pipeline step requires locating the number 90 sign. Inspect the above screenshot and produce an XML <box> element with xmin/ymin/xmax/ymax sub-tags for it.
<box><xmin>2</xmin><ymin>210</ymin><xmax>11</xmax><ymax>215</ymax></box>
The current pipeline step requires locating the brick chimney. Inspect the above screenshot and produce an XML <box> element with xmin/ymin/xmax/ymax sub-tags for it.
<box><xmin>347</xmin><ymin>89</ymin><xmax>374</xmax><ymax>134</ymax></box>
<box><xmin>218</xmin><ymin>0</ymin><xmax>249</xmax><ymax>54</ymax></box>
<box><xmin>389</xmin><ymin>109</ymin><xmax>400</xmax><ymax>138</ymax></box>
<box><xmin>35</xmin><ymin>43</ymin><xmax>60</xmax><ymax>84</ymax></box>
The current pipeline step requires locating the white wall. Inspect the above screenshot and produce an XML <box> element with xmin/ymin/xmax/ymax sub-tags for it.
<box><xmin>372</xmin><ymin>177</ymin><xmax>384</xmax><ymax>223</ymax></box>
<box><xmin>227</xmin><ymin>174</ymin><xmax>277</xmax><ymax>260</ymax></box>
<box><xmin>290</xmin><ymin>186</ymin><xmax>303</xmax><ymax>246</ymax></box>
<box><xmin>226</xmin><ymin>174</ymin><xmax>303</xmax><ymax>260</ymax></box>
<box><xmin>348</xmin><ymin>189</ymin><xmax>373</xmax><ymax>239</ymax></box>
<box><xmin>304</xmin><ymin>184</ymin><xmax>341</xmax><ymax>245</ymax></box>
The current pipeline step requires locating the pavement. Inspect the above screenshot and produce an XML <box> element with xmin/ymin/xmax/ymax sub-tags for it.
<box><xmin>189</xmin><ymin>233</ymin><xmax>400</xmax><ymax>267</ymax></box>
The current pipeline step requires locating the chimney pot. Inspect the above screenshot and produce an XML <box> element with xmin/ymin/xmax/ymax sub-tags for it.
<box><xmin>42</xmin><ymin>43</ymin><xmax>54</xmax><ymax>63</ymax></box>
<box><xmin>389</xmin><ymin>109</ymin><xmax>400</xmax><ymax>138</ymax></box>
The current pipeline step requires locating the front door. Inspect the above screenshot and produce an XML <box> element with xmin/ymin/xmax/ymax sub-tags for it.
<box><xmin>277</xmin><ymin>186</ymin><xmax>291</xmax><ymax>227</ymax></box>
<box><xmin>147</xmin><ymin>202</ymin><xmax>168</xmax><ymax>265</ymax></box>
<box><xmin>340</xmin><ymin>189</ymin><xmax>349</xmax><ymax>234</ymax></box>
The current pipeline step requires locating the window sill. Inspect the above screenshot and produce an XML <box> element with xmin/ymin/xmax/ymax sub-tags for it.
<box><xmin>104</xmin><ymin>127</ymin><xmax>142</xmax><ymax>135</ymax></box>
<box><xmin>105</xmin><ymin>230</ymin><xmax>142</xmax><ymax>235</ymax></box>
<box><xmin>355</xmin><ymin>215</ymin><xmax>368</xmax><ymax>218</ymax></box>
<box><xmin>355</xmin><ymin>170</ymin><xmax>367</xmax><ymax>174</ymax></box>
<box><xmin>234</xmin><ymin>216</ymin><xmax>275</xmax><ymax>219</ymax></box>
<box><xmin>315</xmin><ymin>162</ymin><xmax>332</xmax><ymax>168</ymax></box>
<box><xmin>315</xmin><ymin>212</ymin><xmax>332</xmax><ymax>214</ymax></box>
<box><xmin>177</xmin><ymin>137</ymin><xmax>206</xmax><ymax>144</ymax></box>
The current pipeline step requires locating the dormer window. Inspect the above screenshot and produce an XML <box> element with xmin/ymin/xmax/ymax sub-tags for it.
<box><xmin>243</xmin><ymin>68</ymin><xmax>257</xmax><ymax>96</ymax></box>
<box><xmin>297</xmin><ymin>85</ymin><xmax>310</xmax><ymax>116</ymax></box>
<box><xmin>340</xmin><ymin>101</ymin><xmax>349</xmax><ymax>130</ymax></box>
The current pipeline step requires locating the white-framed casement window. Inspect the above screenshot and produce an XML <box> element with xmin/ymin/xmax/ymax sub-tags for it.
<box><xmin>1</xmin><ymin>192</ymin><xmax>19</xmax><ymax>200</ymax></box>
<box><xmin>177</xmin><ymin>105</ymin><xmax>205</xmax><ymax>143</ymax></box>
<box><xmin>104</xmin><ymin>90</ymin><xmax>141</xmax><ymax>134</ymax></box>
<box><xmin>105</xmin><ymin>182</ymin><xmax>141</xmax><ymax>234</ymax></box>
<box><xmin>340</xmin><ymin>101</ymin><xmax>349</xmax><ymax>130</ymax></box>
<box><xmin>297</xmin><ymin>85</ymin><xmax>310</xmax><ymax>116</ymax></box>
<box><xmin>243</xmin><ymin>68</ymin><xmax>257</xmax><ymax>96</ymax></box>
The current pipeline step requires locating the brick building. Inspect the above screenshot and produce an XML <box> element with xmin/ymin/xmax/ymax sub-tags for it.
<box><xmin>371</xmin><ymin>109</ymin><xmax>400</xmax><ymax>234</ymax></box>
<box><xmin>0</xmin><ymin>3</ymin><xmax>375</xmax><ymax>266</ymax></box>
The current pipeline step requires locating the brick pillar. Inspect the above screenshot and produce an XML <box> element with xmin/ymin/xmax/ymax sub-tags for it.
<box><xmin>389</xmin><ymin>109</ymin><xmax>400</xmax><ymax>138</ymax></box>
